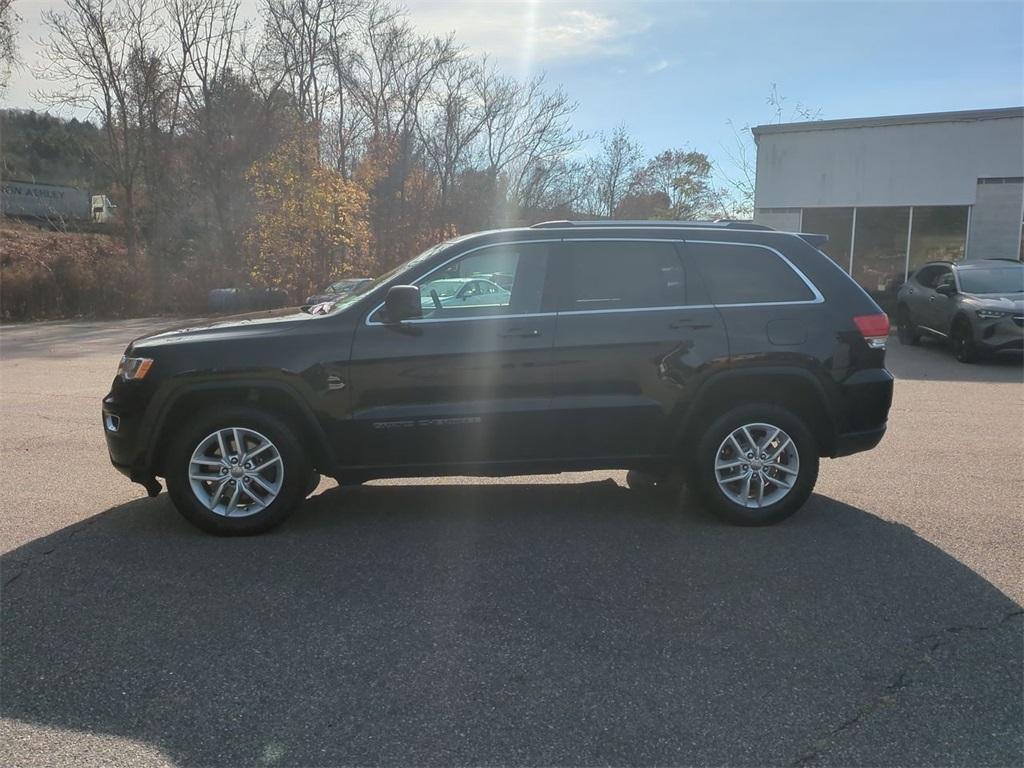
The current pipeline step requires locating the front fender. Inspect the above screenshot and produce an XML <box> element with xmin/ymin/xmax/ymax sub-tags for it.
<box><xmin>142</xmin><ymin>375</ymin><xmax>338</xmax><ymax>475</ymax></box>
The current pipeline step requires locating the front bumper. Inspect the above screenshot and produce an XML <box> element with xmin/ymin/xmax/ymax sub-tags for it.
<box><xmin>103</xmin><ymin>392</ymin><xmax>161</xmax><ymax>495</ymax></box>
<box><xmin>975</xmin><ymin>314</ymin><xmax>1023</xmax><ymax>354</ymax></box>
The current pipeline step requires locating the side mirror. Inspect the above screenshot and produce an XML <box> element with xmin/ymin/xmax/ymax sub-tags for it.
<box><xmin>935</xmin><ymin>283</ymin><xmax>956</xmax><ymax>297</ymax></box>
<box><xmin>384</xmin><ymin>285</ymin><xmax>422</xmax><ymax>322</ymax></box>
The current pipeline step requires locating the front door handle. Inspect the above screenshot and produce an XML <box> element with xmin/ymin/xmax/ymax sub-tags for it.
<box><xmin>670</xmin><ymin>318</ymin><xmax>713</xmax><ymax>330</ymax></box>
<box><xmin>501</xmin><ymin>328</ymin><xmax>542</xmax><ymax>338</ymax></box>
<box><xmin>928</xmin><ymin>296</ymin><xmax>937</xmax><ymax>303</ymax></box>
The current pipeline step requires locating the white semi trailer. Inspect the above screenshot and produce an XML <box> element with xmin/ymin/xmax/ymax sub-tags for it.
<box><xmin>1</xmin><ymin>179</ymin><xmax>115</xmax><ymax>223</ymax></box>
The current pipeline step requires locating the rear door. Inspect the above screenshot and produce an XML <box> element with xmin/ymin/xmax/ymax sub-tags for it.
<box><xmin>902</xmin><ymin>265</ymin><xmax>941</xmax><ymax>327</ymax></box>
<box><xmin>547</xmin><ymin>238</ymin><xmax>728</xmax><ymax>460</ymax></box>
<box><xmin>346</xmin><ymin>240</ymin><xmax>557</xmax><ymax>468</ymax></box>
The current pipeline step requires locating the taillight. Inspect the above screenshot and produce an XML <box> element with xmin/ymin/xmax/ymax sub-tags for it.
<box><xmin>853</xmin><ymin>313</ymin><xmax>890</xmax><ymax>350</ymax></box>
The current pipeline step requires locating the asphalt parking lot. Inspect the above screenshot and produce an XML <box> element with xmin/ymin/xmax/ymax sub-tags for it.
<box><xmin>1</xmin><ymin>317</ymin><xmax>1022</xmax><ymax>767</ymax></box>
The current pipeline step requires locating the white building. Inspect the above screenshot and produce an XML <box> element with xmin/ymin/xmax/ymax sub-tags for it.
<box><xmin>752</xmin><ymin>107</ymin><xmax>1024</xmax><ymax>304</ymax></box>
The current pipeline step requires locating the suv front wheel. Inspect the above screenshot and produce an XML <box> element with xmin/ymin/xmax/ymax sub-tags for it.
<box><xmin>166</xmin><ymin>406</ymin><xmax>312</xmax><ymax>535</ymax></box>
<box><xmin>951</xmin><ymin>318</ymin><xmax>978</xmax><ymax>363</ymax></box>
<box><xmin>691</xmin><ymin>404</ymin><xmax>819</xmax><ymax>526</ymax></box>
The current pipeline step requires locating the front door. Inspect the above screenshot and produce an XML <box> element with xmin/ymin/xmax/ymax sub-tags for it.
<box><xmin>346</xmin><ymin>241</ymin><xmax>556</xmax><ymax>470</ymax></box>
<box><xmin>927</xmin><ymin>268</ymin><xmax>958</xmax><ymax>333</ymax></box>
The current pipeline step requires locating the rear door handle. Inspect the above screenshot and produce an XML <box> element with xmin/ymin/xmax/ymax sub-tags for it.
<box><xmin>500</xmin><ymin>328</ymin><xmax>542</xmax><ymax>338</ymax></box>
<box><xmin>670</xmin><ymin>318</ymin><xmax>713</xmax><ymax>330</ymax></box>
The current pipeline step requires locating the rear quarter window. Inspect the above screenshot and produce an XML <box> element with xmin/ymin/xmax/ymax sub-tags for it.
<box><xmin>686</xmin><ymin>242</ymin><xmax>816</xmax><ymax>304</ymax></box>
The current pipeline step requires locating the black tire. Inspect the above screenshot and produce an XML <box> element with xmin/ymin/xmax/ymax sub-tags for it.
<box><xmin>166</xmin><ymin>406</ymin><xmax>312</xmax><ymax>535</ymax></box>
<box><xmin>896</xmin><ymin>306</ymin><xmax>920</xmax><ymax>346</ymax></box>
<box><xmin>951</xmin><ymin>319</ymin><xmax>978</xmax><ymax>363</ymax></box>
<box><xmin>690</xmin><ymin>404</ymin><xmax>819</xmax><ymax>526</ymax></box>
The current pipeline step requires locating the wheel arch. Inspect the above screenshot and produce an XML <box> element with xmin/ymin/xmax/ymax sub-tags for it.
<box><xmin>675</xmin><ymin>367</ymin><xmax>838</xmax><ymax>458</ymax></box>
<box><xmin>147</xmin><ymin>380</ymin><xmax>336</xmax><ymax>477</ymax></box>
<box><xmin>951</xmin><ymin>310</ymin><xmax>974</xmax><ymax>333</ymax></box>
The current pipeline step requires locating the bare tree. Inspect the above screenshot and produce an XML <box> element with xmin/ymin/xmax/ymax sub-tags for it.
<box><xmin>169</xmin><ymin>0</ymin><xmax>251</xmax><ymax>268</ymax></box>
<box><xmin>417</xmin><ymin>57</ymin><xmax>485</xmax><ymax>228</ymax></box>
<box><xmin>341</xmin><ymin>2</ymin><xmax>457</xmax><ymax>261</ymax></box>
<box><xmin>586</xmin><ymin>124</ymin><xmax>643</xmax><ymax>218</ymax></box>
<box><xmin>344</xmin><ymin>2</ymin><xmax>456</xmax><ymax>141</ymax></box>
<box><xmin>474</xmin><ymin>64</ymin><xmax>583</xmax><ymax>222</ymax></box>
<box><xmin>39</xmin><ymin>0</ymin><xmax>166</xmax><ymax>261</ymax></box>
<box><xmin>262</xmin><ymin>0</ymin><xmax>335</xmax><ymax>134</ymax></box>
<box><xmin>322</xmin><ymin>0</ymin><xmax>365</xmax><ymax>178</ymax></box>
<box><xmin>0</xmin><ymin>0</ymin><xmax>20</xmax><ymax>92</ymax></box>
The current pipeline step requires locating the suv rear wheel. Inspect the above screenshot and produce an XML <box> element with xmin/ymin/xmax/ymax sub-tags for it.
<box><xmin>166</xmin><ymin>406</ymin><xmax>312</xmax><ymax>535</ymax></box>
<box><xmin>691</xmin><ymin>404</ymin><xmax>819</xmax><ymax>526</ymax></box>
<box><xmin>896</xmin><ymin>306</ymin><xmax>920</xmax><ymax>346</ymax></box>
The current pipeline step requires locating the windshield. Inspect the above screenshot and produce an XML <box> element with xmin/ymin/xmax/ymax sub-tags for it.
<box><xmin>958</xmin><ymin>265</ymin><xmax>1024</xmax><ymax>295</ymax></box>
<box><xmin>311</xmin><ymin>242</ymin><xmax>454</xmax><ymax>313</ymax></box>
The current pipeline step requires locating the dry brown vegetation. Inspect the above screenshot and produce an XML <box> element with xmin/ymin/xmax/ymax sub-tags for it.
<box><xmin>0</xmin><ymin>220</ymin><xmax>152</xmax><ymax>321</ymax></box>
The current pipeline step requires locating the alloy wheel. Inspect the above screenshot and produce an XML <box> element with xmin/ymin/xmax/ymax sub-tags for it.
<box><xmin>188</xmin><ymin>427</ymin><xmax>284</xmax><ymax>517</ymax></box>
<box><xmin>714</xmin><ymin>422</ymin><xmax>800</xmax><ymax>508</ymax></box>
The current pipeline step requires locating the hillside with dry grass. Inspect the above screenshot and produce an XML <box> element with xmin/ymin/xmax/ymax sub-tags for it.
<box><xmin>0</xmin><ymin>220</ymin><xmax>149</xmax><ymax>321</ymax></box>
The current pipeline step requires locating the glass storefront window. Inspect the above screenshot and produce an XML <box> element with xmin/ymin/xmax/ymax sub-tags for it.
<box><xmin>852</xmin><ymin>207</ymin><xmax>911</xmax><ymax>309</ymax></box>
<box><xmin>908</xmin><ymin>206</ymin><xmax>969</xmax><ymax>272</ymax></box>
<box><xmin>801</xmin><ymin>208</ymin><xmax>853</xmax><ymax>269</ymax></box>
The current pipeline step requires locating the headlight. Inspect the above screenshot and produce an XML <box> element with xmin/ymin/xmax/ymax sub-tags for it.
<box><xmin>117</xmin><ymin>355</ymin><xmax>154</xmax><ymax>380</ymax></box>
<box><xmin>975</xmin><ymin>309</ymin><xmax>1012</xmax><ymax>320</ymax></box>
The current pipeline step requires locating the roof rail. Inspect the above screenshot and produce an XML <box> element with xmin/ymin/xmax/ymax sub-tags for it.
<box><xmin>530</xmin><ymin>219</ymin><xmax>775</xmax><ymax>231</ymax></box>
<box><xmin>797</xmin><ymin>232</ymin><xmax>829</xmax><ymax>248</ymax></box>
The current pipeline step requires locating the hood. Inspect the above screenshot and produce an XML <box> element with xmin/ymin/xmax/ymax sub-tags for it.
<box><xmin>128</xmin><ymin>306</ymin><xmax>318</xmax><ymax>351</ymax></box>
<box><xmin>304</xmin><ymin>292</ymin><xmax>335</xmax><ymax>305</ymax></box>
<box><xmin>962</xmin><ymin>292</ymin><xmax>1024</xmax><ymax>312</ymax></box>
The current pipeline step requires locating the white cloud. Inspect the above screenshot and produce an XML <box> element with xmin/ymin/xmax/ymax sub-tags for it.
<box><xmin>646</xmin><ymin>58</ymin><xmax>670</xmax><ymax>74</ymax></box>
<box><xmin>409</xmin><ymin>1</ymin><xmax>652</xmax><ymax>64</ymax></box>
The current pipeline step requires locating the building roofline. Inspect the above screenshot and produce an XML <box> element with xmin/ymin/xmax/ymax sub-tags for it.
<box><xmin>752</xmin><ymin>106</ymin><xmax>1024</xmax><ymax>137</ymax></box>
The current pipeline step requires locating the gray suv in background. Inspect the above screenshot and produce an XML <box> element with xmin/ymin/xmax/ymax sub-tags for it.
<box><xmin>895</xmin><ymin>259</ymin><xmax>1024</xmax><ymax>362</ymax></box>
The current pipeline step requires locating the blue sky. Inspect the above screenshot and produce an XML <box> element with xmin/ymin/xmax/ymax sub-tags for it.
<box><xmin>8</xmin><ymin>0</ymin><xmax>1024</xmax><ymax>179</ymax></box>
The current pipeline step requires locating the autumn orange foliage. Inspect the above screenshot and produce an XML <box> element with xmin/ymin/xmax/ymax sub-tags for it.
<box><xmin>245</xmin><ymin>133</ymin><xmax>372</xmax><ymax>300</ymax></box>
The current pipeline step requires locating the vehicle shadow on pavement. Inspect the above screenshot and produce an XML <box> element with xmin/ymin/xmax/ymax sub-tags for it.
<box><xmin>2</xmin><ymin>481</ymin><xmax>1021</xmax><ymax>767</ymax></box>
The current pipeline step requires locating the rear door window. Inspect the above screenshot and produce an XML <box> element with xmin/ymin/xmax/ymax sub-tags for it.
<box><xmin>557</xmin><ymin>241</ymin><xmax>687</xmax><ymax>311</ymax></box>
<box><xmin>685</xmin><ymin>241</ymin><xmax>816</xmax><ymax>305</ymax></box>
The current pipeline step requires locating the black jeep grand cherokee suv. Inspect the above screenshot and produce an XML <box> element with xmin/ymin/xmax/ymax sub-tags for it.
<box><xmin>103</xmin><ymin>220</ymin><xmax>893</xmax><ymax>535</ymax></box>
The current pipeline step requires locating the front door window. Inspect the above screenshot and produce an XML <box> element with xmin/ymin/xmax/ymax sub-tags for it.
<box><xmin>416</xmin><ymin>243</ymin><xmax>549</xmax><ymax>320</ymax></box>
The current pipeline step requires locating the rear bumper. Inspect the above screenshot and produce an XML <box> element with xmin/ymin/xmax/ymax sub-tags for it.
<box><xmin>831</xmin><ymin>367</ymin><xmax>893</xmax><ymax>457</ymax></box>
<box><xmin>833</xmin><ymin>424</ymin><xmax>887</xmax><ymax>457</ymax></box>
